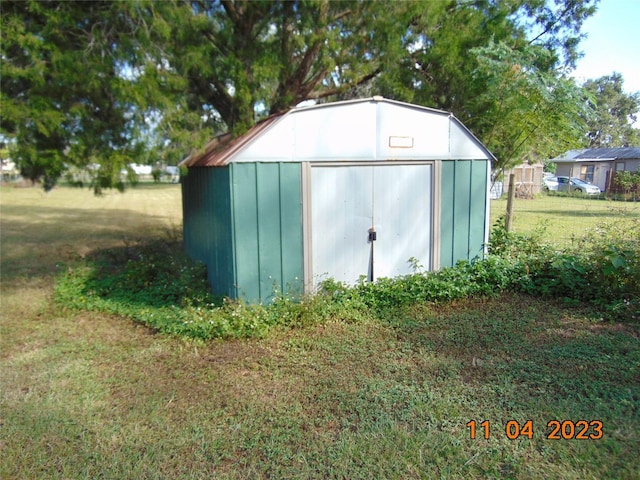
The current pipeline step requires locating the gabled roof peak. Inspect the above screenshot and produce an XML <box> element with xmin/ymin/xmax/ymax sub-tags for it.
<box><xmin>181</xmin><ymin>98</ymin><xmax>494</xmax><ymax>167</ymax></box>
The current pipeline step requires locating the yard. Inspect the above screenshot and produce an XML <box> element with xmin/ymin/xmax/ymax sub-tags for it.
<box><xmin>1</xmin><ymin>184</ymin><xmax>639</xmax><ymax>479</ymax></box>
<box><xmin>490</xmin><ymin>193</ymin><xmax>640</xmax><ymax>247</ymax></box>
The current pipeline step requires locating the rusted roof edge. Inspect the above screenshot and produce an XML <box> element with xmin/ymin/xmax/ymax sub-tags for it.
<box><xmin>179</xmin><ymin>113</ymin><xmax>284</xmax><ymax>167</ymax></box>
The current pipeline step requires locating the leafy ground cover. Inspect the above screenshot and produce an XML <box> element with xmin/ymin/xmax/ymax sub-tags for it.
<box><xmin>51</xmin><ymin>198</ymin><xmax>638</xmax><ymax>339</ymax></box>
<box><xmin>1</xmin><ymin>185</ymin><xmax>639</xmax><ymax>478</ymax></box>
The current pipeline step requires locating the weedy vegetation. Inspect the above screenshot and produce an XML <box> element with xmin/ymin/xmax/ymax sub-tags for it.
<box><xmin>55</xmin><ymin>210</ymin><xmax>639</xmax><ymax>340</ymax></box>
<box><xmin>1</xmin><ymin>185</ymin><xmax>639</xmax><ymax>479</ymax></box>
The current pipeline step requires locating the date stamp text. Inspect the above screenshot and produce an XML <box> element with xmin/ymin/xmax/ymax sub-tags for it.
<box><xmin>466</xmin><ymin>420</ymin><xmax>603</xmax><ymax>440</ymax></box>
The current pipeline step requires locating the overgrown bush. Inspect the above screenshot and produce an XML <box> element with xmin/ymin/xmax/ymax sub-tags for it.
<box><xmin>613</xmin><ymin>170</ymin><xmax>640</xmax><ymax>200</ymax></box>
<box><xmin>564</xmin><ymin>220</ymin><xmax>639</xmax><ymax>319</ymax></box>
<box><xmin>319</xmin><ymin>256</ymin><xmax>529</xmax><ymax>313</ymax></box>
<box><xmin>57</xmin><ymin>239</ymin><xmax>214</xmax><ymax>307</ymax></box>
<box><xmin>55</xmin><ymin>239</ymin><xmax>354</xmax><ymax>339</ymax></box>
<box><xmin>487</xmin><ymin>217</ymin><xmax>639</xmax><ymax>321</ymax></box>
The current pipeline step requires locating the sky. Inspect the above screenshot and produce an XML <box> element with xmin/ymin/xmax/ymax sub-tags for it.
<box><xmin>570</xmin><ymin>0</ymin><xmax>640</xmax><ymax>93</ymax></box>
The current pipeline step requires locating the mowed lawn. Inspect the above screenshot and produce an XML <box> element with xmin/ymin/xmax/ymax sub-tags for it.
<box><xmin>1</xmin><ymin>184</ymin><xmax>639</xmax><ymax>479</ymax></box>
<box><xmin>490</xmin><ymin>194</ymin><xmax>640</xmax><ymax>246</ymax></box>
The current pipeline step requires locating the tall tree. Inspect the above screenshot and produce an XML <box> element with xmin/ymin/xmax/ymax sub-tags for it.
<box><xmin>2</xmin><ymin>0</ymin><xmax>600</xmax><ymax>189</ymax></box>
<box><xmin>470</xmin><ymin>41</ymin><xmax>592</xmax><ymax>181</ymax></box>
<box><xmin>375</xmin><ymin>0</ymin><xmax>597</xmax><ymax>114</ymax></box>
<box><xmin>151</xmin><ymin>0</ymin><xmax>599</xmax><ymax>167</ymax></box>
<box><xmin>1</xmin><ymin>0</ymin><xmax>158</xmax><ymax>191</ymax></box>
<box><xmin>144</xmin><ymin>0</ymin><xmax>416</xmax><ymax>162</ymax></box>
<box><xmin>374</xmin><ymin>0</ymin><xmax>598</xmax><ymax>174</ymax></box>
<box><xmin>582</xmin><ymin>73</ymin><xmax>640</xmax><ymax>147</ymax></box>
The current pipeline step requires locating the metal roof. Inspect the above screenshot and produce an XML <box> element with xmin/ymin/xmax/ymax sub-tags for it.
<box><xmin>552</xmin><ymin>147</ymin><xmax>640</xmax><ymax>162</ymax></box>
<box><xmin>180</xmin><ymin>97</ymin><xmax>495</xmax><ymax>167</ymax></box>
<box><xmin>180</xmin><ymin>116</ymin><xmax>280</xmax><ymax>167</ymax></box>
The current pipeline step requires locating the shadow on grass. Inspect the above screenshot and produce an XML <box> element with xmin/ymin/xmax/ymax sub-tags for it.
<box><xmin>0</xmin><ymin>204</ymin><xmax>180</xmax><ymax>283</ymax></box>
<box><xmin>519</xmin><ymin>208</ymin><xmax>638</xmax><ymax>218</ymax></box>
<box><xmin>388</xmin><ymin>297</ymin><xmax>640</xmax><ymax>412</ymax></box>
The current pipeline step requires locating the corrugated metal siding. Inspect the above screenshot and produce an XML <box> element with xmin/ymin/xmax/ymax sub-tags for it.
<box><xmin>230</xmin><ymin>163</ymin><xmax>303</xmax><ymax>303</ymax></box>
<box><xmin>182</xmin><ymin>168</ymin><xmax>235</xmax><ymax>298</ymax></box>
<box><xmin>468</xmin><ymin>160</ymin><xmax>488</xmax><ymax>257</ymax></box>
<box><xmin>278</xmin><ymin>165</ymin><xmax>305</xmax><ymax>295</ymax></box>
<box><xmin>180</xmin><ymin>98</ymin><xmax>494</xmax><ymax>302</ymax></box>
<box><xmin>439</xmin><ymin>160</ymin><xmax>488</xmax><ymax>267</ymax></box>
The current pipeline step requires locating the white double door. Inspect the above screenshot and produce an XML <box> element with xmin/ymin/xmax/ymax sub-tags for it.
<box><xmin>311</xmin><ymin>164</ymin><xmax>432</xmax><ymax>285</ymax></box>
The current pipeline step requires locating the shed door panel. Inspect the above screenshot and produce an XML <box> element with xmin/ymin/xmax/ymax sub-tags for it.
<box><xmin>311</xmin><ymin>166</ymin><xmax>373</xmax><ymax>284</ymax></box>
<box><xmin>373</xmin><ymin>165</ymin><xmax>431</xmax><ymax>279</ymax></box>
<box><xmin>311</xmin><ymin>164</ymin><xmax>431</xmax><ymax>286</ymax></box>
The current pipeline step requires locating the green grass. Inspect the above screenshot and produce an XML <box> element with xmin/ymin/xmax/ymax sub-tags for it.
<box><xmin>1</xmin><ymin>183</ymin><xmax>182</xmax><ymax>281</ymax></box>
<box><xmin>491</xmin><ymin>193</ymin><xmax>640</xmax><ymax>247</ymax></box>
<box><xmin>2</xmin><ymin>184</ymin><xmax>639</xmax><ymax>478</ymax></box>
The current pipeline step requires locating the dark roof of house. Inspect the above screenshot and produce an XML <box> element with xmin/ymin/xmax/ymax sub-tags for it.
<box><xmin>552</xmin><ymin>147</ymin><xmax>640</xmax><ymax>162</ymax></box>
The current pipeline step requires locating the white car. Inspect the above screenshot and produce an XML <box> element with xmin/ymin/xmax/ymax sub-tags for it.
<box><xmin>556</xmin><ymin>176</ymin><xmax>601</xmax><ymax>195</ymax></box>
<box><xmin>542</xmin><ymin>174</ymin><xmax>559</xmax><ymax>191</ymax></box>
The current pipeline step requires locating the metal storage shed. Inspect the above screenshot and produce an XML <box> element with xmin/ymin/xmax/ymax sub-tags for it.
<box><xmin>180</xmin><ymin>97</ymin><xmax>495</xmax><ymax>303</ymax></box>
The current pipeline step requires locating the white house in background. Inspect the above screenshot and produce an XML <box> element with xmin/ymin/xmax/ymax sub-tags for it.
<box><xmin>1</xmin><ymin>159</ymin><xmax>16</xmax><ymax>173</ymax></box>
<box><xmin>1</xmin><ymin>159</ymin><xmax>19</xmax><ymax>181</ymax></box>
<box><xmin>550</xmin><ymin>147</ymin><xmax>640</xmax><ymax>192</ymax></box>
<box><xmin>128</xmin><ymin>163</ymin><xmax>153</xmax><ymax>176</ymax></box>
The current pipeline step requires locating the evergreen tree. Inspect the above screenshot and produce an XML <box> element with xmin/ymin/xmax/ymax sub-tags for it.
<box><xmin>144</xmin><ymin>0</ymin><xmax>416</xmax><ymax>161</ymax></box>
<box><xmin>583</xmin><ymin>73</ymin><xmax>640</xmax><ymax>147</ymax></box>
<box><xmin>1</xmin><ymin>0</ymin><xmax>157</xmax><ymax>191</ymax></box>
<box><xmin>1</xmin><ymin>0</ymin><xmax>602</xmax><ymax>190</ymax></box>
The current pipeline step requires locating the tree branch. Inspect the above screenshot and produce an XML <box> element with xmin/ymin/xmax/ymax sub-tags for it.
<box><xmin>528</xmin><ymin>3</ymin><xmax>573</xmax><ymax>45</ymax></box>
<box><xmin>307</xmin><ymin>68</ymin><xmax>382</xmax><ymax>100</ymax></box>
<box><xmin>220</xmin><ymin>0</ymin><xmax>240</xmax><ymax>24</ymax></box>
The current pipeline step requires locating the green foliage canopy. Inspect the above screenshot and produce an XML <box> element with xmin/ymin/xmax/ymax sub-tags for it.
<box><xmin>469</xmin><ymin>41</ymin><xmax>593</xmax><ymax>180</ymax></box>
<box><xmin>147</xmin><ymin>0</ymin><xmax>602</xmax><ymax>173</ymax></box>
<box><xmin>374</xmin><ymin>0</ymin><xmax>599</xmax><ymax>176</ymax></box>
<box><xmin>1</xmin><ymin>0</ymin><xmax>605</xmax><ymax>190</ymax></box>
<box><xmin>142</xmin><ymin>0</ymin><xmax>418</xmax><ymax>163</ymax></box>
<box><xmin>583</xmin><ymin>73</ymin><xmax>640</xmax><ymax>148</ymax></box>
<box><xmin>0</xmin><ymin>0</ymin><xmax>167</xmax><ymax>192</ymax></box>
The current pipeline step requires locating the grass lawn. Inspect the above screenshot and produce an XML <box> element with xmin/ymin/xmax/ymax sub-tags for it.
<box><xmin>1</xmin><ymin>184</ymin><xmax>639</xmax><ymax>479</ymax></box>
<box><xmin>491</xmin><ymin>194</ymin><xmax>640</xmax><ymax>247</ymax></box>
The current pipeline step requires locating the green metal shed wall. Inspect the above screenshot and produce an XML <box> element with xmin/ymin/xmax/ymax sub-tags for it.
<box><xmin>183</xmin><ymin>163</ymin><xmax>304</xmax><ymax>303</ymax></box>
<box><xmin>182</xmin><ymin>167</ymin><xmax>235</xmax><ymax>298</ymax></box>
<box><xmin>184</xmin><ymin>159</ymin><xmax>487</xmax><ymax>301</ymax></box>
<box><xmin>439</xmin><ymin>159</ymin><xmax>488</xmax><ymax>267</ymax></box>
<box><xmin>229</xmin><ymin>163</ymin><xmax>304</xmax><ymax>303</ymax></box>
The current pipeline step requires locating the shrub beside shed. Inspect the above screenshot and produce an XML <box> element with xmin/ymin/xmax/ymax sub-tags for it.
<box><xmin>180</xmin><ymin>97</ymin><xmax>495</xmax><ymax>303</ymax></box>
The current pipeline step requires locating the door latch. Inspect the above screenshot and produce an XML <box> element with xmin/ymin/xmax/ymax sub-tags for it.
<box><xmin>368</xmin><ymin>228</ymin><xmax>377</xmax><ymax>242</ymax></box>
